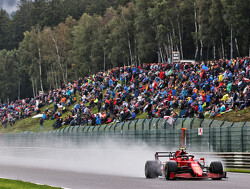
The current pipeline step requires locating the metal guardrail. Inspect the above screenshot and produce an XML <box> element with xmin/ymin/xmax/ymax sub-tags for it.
<box><xmin>194</xmin><ymin>152</ymin><xmax>250</xmax><ymax>169</ymax></box>
<box><xmin>217</xmin><ymin>153</ymin><xmax>250</xmax><ymax>169</ymax></box>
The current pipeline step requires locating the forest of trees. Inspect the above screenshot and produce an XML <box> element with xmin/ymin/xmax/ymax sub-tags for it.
<box><xmin>0</xmin><ymin>0</ymin><xmax>249</xmax><ymax>102</ymax></box>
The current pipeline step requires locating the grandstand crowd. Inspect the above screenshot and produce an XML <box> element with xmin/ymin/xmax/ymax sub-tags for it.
<box><xmin>1</xmin><ymin>57</ymin><xmax>250</xmax><ymax>129</ymax></box>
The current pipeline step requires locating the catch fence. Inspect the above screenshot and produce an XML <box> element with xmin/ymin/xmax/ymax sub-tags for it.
<box><xmin>1</xmin><ymin>118</ymin><xmax>250</xmax><ymax>152</ymax></box>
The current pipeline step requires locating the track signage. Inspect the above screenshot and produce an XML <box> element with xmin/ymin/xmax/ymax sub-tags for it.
<box><xmin>198</xmin><ymin>128</ymin><xmax>203</xmax><ymax>136</ymax></box>
<box><xmin>172</xmin><ymin>51</ymin><xmax>180</xmax><ymax>63</ymax></box>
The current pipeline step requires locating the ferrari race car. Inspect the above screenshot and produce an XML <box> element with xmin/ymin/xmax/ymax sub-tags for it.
<box><xmin>145</xmin><ymin>148</ymin><xmax>227</xmax><ymax>180</ymax></box>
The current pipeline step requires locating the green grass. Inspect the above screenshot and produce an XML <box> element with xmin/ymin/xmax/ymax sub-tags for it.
<box><xmin>205</xmin><ymin>107</ymin><xmax>250</xmax><ymax>122</ymax></box>
<box><xmin>225</xmin><ymin>168</ymin><xmax>250</xmax><ymax>173</ymax></box>
<box><xmin>91</xmin><ymin>105</ymin><xmax>99</xmax><ymax>114</ymax></box>
<box><xmin>0</xmin><ymin>94</ymin><xmax>81</xmax><ymax>134</ymax></box>
<box><xmin>136</xmin><ymin>112</ymin><xmax>147</xmax><ymax>119</ymax></box>
<box><xmin>0</xmin><ymin>178</ymin><xmax>61</xmax><ymax>189</ymax></box>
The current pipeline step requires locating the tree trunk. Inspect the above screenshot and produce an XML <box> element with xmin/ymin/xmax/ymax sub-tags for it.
<box><xmin>195</xmin><ymin>43</ymin><xmax>199</xmax><ymax>60</ymax></box>
<box><xmin>123</xmin><ymin>56</ymin><xmax>126</xmax><ymax>67</ymax></box>
<box><xmin>35</xmin><ymin>27</ymin><xmax>44</xmax><ymax>93</ymax></box>
<box><xmin>170</xmin><ymin>34</ymin><xmax>174</xmax><ymax>53</ymax></box>
<box><xmin>175</xmin><ymin>44</ymin><xmax>179</xmax><ymax>53</ymax></box>
<box><xmin>213</xmin><ymin>42</ymin><xmax>216</xmax><ymax>60</ymax></box>
<box><xmin>121</xmin><ymin>10</ymin><xmax>135</xmax><ymax>66</ymax></box>
<box><xmin>65</xmin><ymin>63</ymin><xmax>68</xmax><ymax>84</ymax></box>
<box><xmin>159</xmin><ymin>45</ymin><xmax>165</xmax><ymax>63</ymax></box>
<box><xmin>134</xmin><ymin>38</ymin><xmax>138</xmax><ymax>67</ymax></box>
<box><xmin>138</xmin><ymin>54</ymin><xmax>141</xmax><ymax>66</ymax></box>
<box><xmin>177</xmin><ymin>15</ymin><xmax>183</xmax><ymax>60</ymax></box>
<box><xmin>51</xmin><ymin>64</ymin><xmax>58</xmax><ymax>89</ymax></box>
<box><xmin>35</xmin><ymin>79</ymin><xmax>38</xmax><ymax>97</ymax></box>
<box><xmin>166</xmin><ymin>34</ymin><xmax>171</xmax><ymax>59</ymax></box>
<box><xmin>235</xmin><ymin>38</ymin><xmax>240</xmax><ymax>57</ymax></box>
<box><xmin>230</xmin><ymin>26</ymin><xmax>233</xmax><ymax>59</ymax></box>
<box><xmin>163</xmin><ymin>43</ymin><xmax>168</xmax><ymax>61</ymax></box>
<box><xmin>37</xmin><ymin>46</ymin><xmax>44</xmax><ymax>93</ymax></box>
<box><xmin>167</xmin><ymin>33</ymin><xmax>172</xmax><ymax>58</ymax></box>
<box><xmin>221</xmin><ymin>36</ymin><xmax>225</xmax><ymax>59</ymax></box>
<box><xmin>194</xmin><ymin>2</ymin><xmax>199</xmax><ymax>60</ymax></box>
<box><xmin>51</xmin><ymin>36</ymin><xmax>66</xmax><ymax>85</ymax></box>
<box><xmin>31</xmin><ymin>78</ymin><xmax>35</xmax><ymax>98</ymax></box>
<box><xmin>127</xmin><ymin>32</ymin><xmax>134</xmax><ymax>65</ymax></box>
<box><xmin>169</xmin><ymin>18</ymin><xmax>176</xmax><ymax>41</ymax></box>
<box><xmin>157</xmin><ymin>45</ymin><xmax>163</xmax><ymax>63</ymax></box>
<box><xmin>200</xmin><ymin>40</ymin><xmax>203</xmax><ymax>60</ymax></box>
<box><xmin>163</xmin><ymin>43</ymin><xmax>169</xmax><ymax>62</ymax></box>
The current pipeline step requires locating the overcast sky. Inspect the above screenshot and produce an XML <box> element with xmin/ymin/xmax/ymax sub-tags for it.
<box><xmin>0</xmin><ymin>0</ymin><xmax>18</xmax><ymax>14</ymax></box>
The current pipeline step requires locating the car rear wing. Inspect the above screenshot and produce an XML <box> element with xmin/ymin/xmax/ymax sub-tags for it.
<box><xmin>155</xmin><ymin>152</ymin><xmax>175</xmax><ymax>160</ymax></box>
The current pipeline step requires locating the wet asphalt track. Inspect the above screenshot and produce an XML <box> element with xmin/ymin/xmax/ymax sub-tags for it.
<box><xmin>0</xmin><ymin>138</ymin><xmax>249</xmax><ymax>189</ymax></box>
<box><xmin>0</xmin><ymin>165</ymin><xmax>249</xmax><ymax>189</ymax></box>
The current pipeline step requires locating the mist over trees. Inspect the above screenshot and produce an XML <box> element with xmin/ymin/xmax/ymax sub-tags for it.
<box><xmin>0</xmin><ymin>0</ymin><xmax>249</xmax><ymax>102</ymax></box>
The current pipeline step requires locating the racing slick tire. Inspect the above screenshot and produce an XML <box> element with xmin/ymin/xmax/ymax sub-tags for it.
<box><xmin>165</xmin><ymin>161</ymin><xmax>178</xmax><ymax>180</ymax></box>
<box><xmin>145</xmin><ymin>161</ymin><xmax>161</xmax><ymax>178</ymax></box>
<box><xmin>210</xmin><ymin>161</ymin><xmax>223</xmax><ymax>180</ymax></box>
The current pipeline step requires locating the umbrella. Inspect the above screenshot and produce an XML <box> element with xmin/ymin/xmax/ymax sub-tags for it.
<box><xmin>202</xmin><ymin>65</ymin><xmax>208</xmax><ymax>71</ymax></box>
<box><xmin>164</xmin><ymin>116</ymin><xmax>174</xmax><ymax>125</ymax></box>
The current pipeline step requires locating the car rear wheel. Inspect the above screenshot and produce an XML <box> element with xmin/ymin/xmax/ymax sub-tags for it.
<box><xmin>165</xmin><ymin>161</ymin><xmax>178</xmax><ymax>180</ymax></box>
<box><xmin>145</xmin><ymin>161</ymin><xmax>161</xmax><ymax>178</ymax></box>
<box><xmin>210</xmin><ymin>161</ymin><xmax>223</xmax><ymax>180</ymax></box>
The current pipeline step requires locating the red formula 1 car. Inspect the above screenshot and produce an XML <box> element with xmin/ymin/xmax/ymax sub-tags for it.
<box><xmin>145</xmin><ymin>148</ymin><xmax>227</xmax><ymax>180</ymax></box>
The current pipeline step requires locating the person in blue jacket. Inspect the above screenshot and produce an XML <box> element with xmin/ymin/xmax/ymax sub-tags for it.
<box><xmin>96</xmin><ymin>115</ymin><xmax>101</xmax><ymax>125</ymax></box>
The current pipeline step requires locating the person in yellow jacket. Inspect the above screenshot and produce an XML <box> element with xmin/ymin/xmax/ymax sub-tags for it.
<box><xmin>218</xmin><ymin>74</ymin><xmax>223</xmax><ymax>82</ymax></box>
<box><xmin>221</xmin><ymin>94</ymin><xmax>229</xmax><ymax>102</ymax></box>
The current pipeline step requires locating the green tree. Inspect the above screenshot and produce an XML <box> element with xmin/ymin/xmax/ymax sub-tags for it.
<box><xmin>209</xmin><ymin>0</ymin><xmax>226</xmax><ymax>59</ymax></box>
<box><xmin>0</xmin><ymin>9</ymin><xmax>11</xmax><ymax>50</ymax></box>
<box><xmin>41</xmin><ymin>16</ymin><xmax>77</xmax><ymax>88</ymax></box>
<box><xmin>148</xmin><ymin>0</ymin><xmax>179</xmax><ymax>62</ymax></box>
<box><xmin>19</xmin><ymin>26</ymin><xmax>45</xmax><ymax>96</ymax></box>
<box><xmin>222</xmin><ymin>0</ymin><xmax>250</xmax><ymax>58</ymax></box>
<box><xmin>0</xmin><ymin>49</ymin><xmax>20</xmax><ymax>101</ymax></box>
<box><xmin>10</xmin><ymin>0</ymin><xmax>33</xmax><ymax>49</ymax></box>
<box><xmin>195</xmin><ymin>0</ymin><xmax>212</xmax><ymax>60</ymax></box>
<box><xmin>72</xmin><ymin>13</ymin><xmax>101</xmax><ymax>77</ymax></box>
<box><xmin>30</xmin><ymin>0</ymin><xmax>47</xmax><ymax>27</ymax></box>
<box><xmin>135</xmin><ymin>0</ymin><xmax>156</xmax><ymax>63</ymax></box>
<box><xmin>41</xmin><ymin>0</ymin><xmax>65</xmax><ymax>27</ymax></box>
<box><xmin>105</xmin><ymin>4</ymin><xmax>137</xmax><ymax>68</ymax></box>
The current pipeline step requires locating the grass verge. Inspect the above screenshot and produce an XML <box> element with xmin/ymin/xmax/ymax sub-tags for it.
<box><xmin>0</xmin><ymin>178</ymin><xmax>61</xmax><ymax>189</ymax></box>
<box><xmin>225</xmin><ymin>168</ymin><xmax>250</xmax><ymax>173</ymax></box>
<box><xmin>0</xmin><ymin>94</ymin><xmax>81</xmax><ymax>133</ymax></box>
<box><xmin>212</xmin><ymin>107</ymin><xmax>250</xmax><ymax>122</ymax></box>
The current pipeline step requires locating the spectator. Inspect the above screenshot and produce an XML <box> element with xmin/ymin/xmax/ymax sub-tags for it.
<box><xmin>40</xmin><ymin>118</ymin><xmax>44</xmax><ymax>130</ymax></box>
